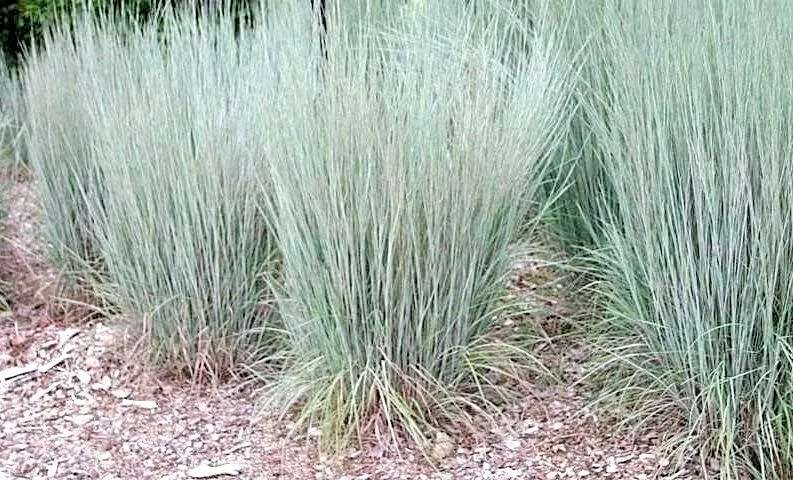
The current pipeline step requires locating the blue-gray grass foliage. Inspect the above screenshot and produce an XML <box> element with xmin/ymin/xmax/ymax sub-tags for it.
<box><xmin>0</xmin><ymin>56</ymin><xmax>24</xmax><ymax>169</ymax></box>
<box><xmin>24</xmin><ymin>15</ymin><xmax>110</xmax><ymax>273</ymax></box>
<box><xmin>24</xmin><ymin>0</ymin><xmax>573</xmax><ymax>450</ymax></box>
<box><xmin>260</xmin><ymin>0</ymin><xmax>572</xmax><ymax>452</ymax></box>
<box><xmin>25</xmin><ymin>9</ymin><xmax>280</xmax><ymax>381</ymax></box>
<box><xmin>557</xmin><ymin>1</ymin><xmax>793</xmax><ymax>477</ymax></box>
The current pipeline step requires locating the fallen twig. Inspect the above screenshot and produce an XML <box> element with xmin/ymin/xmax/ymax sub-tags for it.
<box><xmin>187</xmin><ymin>463</ymin><xmax>243</xmax><ymax>478</ymax></box>
<box><xmin>0</xmin><ymin>363</ymin><xmax>38</xmax><ymax>382</ymax></box>
<box><xmin>38</xmin><ymin>355</ymin><xmax>68</xmax><ymax>373</ymax></box>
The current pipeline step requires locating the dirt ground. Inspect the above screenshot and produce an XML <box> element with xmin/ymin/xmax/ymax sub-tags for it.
<box><xmin>1</xmin><ymin>180</ymin><xmax>706</xmax><ymax>480</ymax></box>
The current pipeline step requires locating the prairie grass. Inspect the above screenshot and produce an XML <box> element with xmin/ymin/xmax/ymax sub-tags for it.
<box><xmin>0</xmin><ymin>56</ymin><xmax>25</xmax><ymax>171</ymax></box>
<box><xmin>0</xmin><ymin>55</ymin><xmax>23</xmax><ymax>309</ymax></box>
<box><xmin>569</xmin><ymin>1</ymin><xmax>793</xmax><ymax>477</ymax></box>
<box><xmin>261</xmin><ymin>0</ymin><xmax>571</xmax><ymax>453</ymax></box>
<box><xmin>25</xmin><ymin>9</ymin><xmax>280</xmax><ymax>381</ymax></box>
<box><xmin>24</xmin><ymin>15</ymin><xmax>112</xmax><ymax>274</ymax></box>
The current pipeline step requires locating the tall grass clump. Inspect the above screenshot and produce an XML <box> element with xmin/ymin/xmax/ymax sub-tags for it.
<box><xmin>25</xmin><ymin>9</ymin><xmax>280</xmax><ymax>381</ymax></box>
<box><xmin>0</xmin><ymin>56</ymin><xmax>20</xmax><ymax>310</ymax></box>
<box><xmin>0</xmin><ymin>56</ymin><xmax>26</xmax><ymax>170</ymax></box>
<box><xmin>24</xmin><ymin>15</ymin><xmax>113</xmax><ymax>274</ymax></box>
<box><xmin>583</xmin><ymin>1</ymin><xmax>793</xmax><ymax>477</ymax></box>
<box><xmin>262</xmin><ymin>0</ymin><xmax>572</xmax><ymax>452</ymax></box>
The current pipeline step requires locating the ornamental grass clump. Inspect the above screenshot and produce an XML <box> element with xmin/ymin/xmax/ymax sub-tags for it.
<box><xmin>262</xmin><ymin>0</ymin><xmax>571</xmax><ymax>452</ymax></box>
<box><xmin>90</xmin><ymin>12</ymin><xmax>280</xmax><ymax>381</ymax></box>
<box><xmin>583</xmin><ymin>1</ymin><xmax>793</xmax><ymax>477</ymax></box>
<box><xmin>25</xmin><ymin>9</ymin><xmax>281</xmax><ymax>382</ymax></box>
<box><xmin>24</xmin><ymin>15</ymin><xmax>113</xmax><ymax>274</ymax></box>
<box><xmin>0</xmin><ymin>56</ymin><xmax>25</xmax><ymax>170</ymax></box>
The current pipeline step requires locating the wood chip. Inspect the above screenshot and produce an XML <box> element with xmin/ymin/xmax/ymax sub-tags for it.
<box><xmin>75</xmin><ymin>369</ymin><xmax>91</xmax><ymax>384</ymax></box>
<box><xmin>111</xmin><ymin>388</ymin><xmax>130</xmax><ymax>398</ymax></box>
<box><xmin>65</xmin><ymin>414</ymin><xmax>93</xmax><ymax>426</ymax></box>
<box><xmin>38</xmin><ymin>355</ymin><xmax>68</xmax><ymax>373</ymax></box>
<box><xmin>120</xmin><ymin>399</ymin><xmax>158</xmax><ymax>409</ymax></box>
<box><xmin>431</xmin><ymin>432</ymin><xmax>455</xmax><ymax>461</ymax></box>
<box><xmin>223</xmin><ymin>441</ymin><xmax>252</xmax><ymax>455</ymax></box>
<box><xmin>47</xmin><ymin>459</ymin><xmax>58</xmax><ymax>477</ymax></box>
<box><xmin>57</xmin><ymin>329</ymin><xmax>80</xmax><ymax>349</ymax></box>
<box><xmin>187</xmin><ymin>463</ymin><xmax>243</xmax><ymax>478</ymax></box>
<box><xmin>84</xmin><ymin>356</ymin><xmax>101</xmax><ymax>369</ymax></box>
<box><xmin>31</xmin><ymin>381</ymin><xmax>61</xmax><ymax>401</ymax></box>
<box><xmin>502</xmin><ymin>437</ymin><xmax>521</xmax><ymax>451</ymax></box>
<box><xmin>0</xmin><ymin>353</ymin><xmax>13</xmax><ymax>365</ymax></box>
<box><xmin>39</xmin><ymin>339</ymin><xmax>58</xmax><ymax>350</ymax></box>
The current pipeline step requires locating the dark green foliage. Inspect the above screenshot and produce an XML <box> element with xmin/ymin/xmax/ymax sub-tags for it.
<box><xmin>0</xmin><ymin>0</ymin><xmax>265</xmax><ymax>63</ymax></box>
<box><xmin>0</xmin><ymin>0</ymin><xmax>146</xmax><ymax>61</ymax></box>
